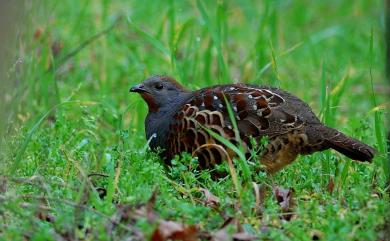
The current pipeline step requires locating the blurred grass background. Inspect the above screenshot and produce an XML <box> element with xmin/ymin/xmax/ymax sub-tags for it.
<box><xmin>0</xmin><ymin>0</ymin><xmax>389</xmax><ymax>240</ymax></box>
<box><xmin>0</xmin><ymin>1</ymin><xmax>24</xmax><ymax>142</ymax></box>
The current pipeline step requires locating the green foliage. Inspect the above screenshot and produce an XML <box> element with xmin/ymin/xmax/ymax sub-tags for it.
<box><xmin>0</xmin><ymin>0</ymin><xmax>388</xmax><ymax>240</ymax></box>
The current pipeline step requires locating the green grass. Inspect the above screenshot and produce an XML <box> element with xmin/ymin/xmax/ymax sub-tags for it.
<box><xmin>1</xmin><ymin>0</ymin><xmax>389</xmax><ymax>240</ymax></box>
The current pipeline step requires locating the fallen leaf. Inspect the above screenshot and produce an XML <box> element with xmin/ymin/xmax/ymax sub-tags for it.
<box><xmin>327</xmin><ymin>176</ymin><xmax>335</xmax><ymax>194</ymax></box>
<box><xmin>51</xmin><ymin>40</ymin><xmax>63</xmax><ymax>57</ymax></box>
<box><xmin>36</xmin><ymin>211</ymin><xmax>55</xmax><ymax>223</ymax></box>
<box><xmin>252</xmin><ymin>182</ymin><xmax>266</xmax><ymax>215</ymax></box>
<box><xmin>151</xmin><ymin>220</ymin><xmax>198</xmax><ymax>241</ymax></box>
<box><xmin>34</xmin><ymin>27</ymin><xmax>44</xmax><ymax>40</ymax></box>
<box><xmin>146</xmin><ymin>189</ymin><xmax>158</xmax><ymax>221</ymax></box>
<box><xmin>212</xmin><ymin>228</ymin><xmax>231</xmax><ymax>241</ymax></box>
<box><xmin>200</xmin><ymin>188</ymin><xmax>220</xmax><ymax>208</ymax></box>
<box><xmin>273</xmin><ymin>186</ymin><xmax>295</xmax><ymax>221</ymax></box>
<box><xmin>106</xmin><ymin>191</ymin><xmax>201</xmax><ymax>241</ymax></box>
<box><xmin>211</xmin><ymin>218</ymin><xmax>258</xmax><ymax>241</ymax></box>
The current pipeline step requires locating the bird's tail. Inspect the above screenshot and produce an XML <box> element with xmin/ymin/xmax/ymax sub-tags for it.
<box><xmin>319</xmin><ymin>125</ymin><xmax>376</xmax><ymax>162</ymax></box>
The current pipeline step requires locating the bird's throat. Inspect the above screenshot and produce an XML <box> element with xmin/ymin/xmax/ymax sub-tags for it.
<box><xmin>140</xmin><ymin>93</ymin><xmax>159</xmax><ymax>112</ymax></box>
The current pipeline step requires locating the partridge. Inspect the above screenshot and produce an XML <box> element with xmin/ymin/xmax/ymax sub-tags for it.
<box><xmin>130</xmin><ymin>75</ymin><xmax>375</xmax><ymax>173</ymax></box>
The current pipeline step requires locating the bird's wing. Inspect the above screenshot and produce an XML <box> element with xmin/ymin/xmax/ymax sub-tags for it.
<box><xmin>189</xmin><ymin>84</ymin><xmax>304</xmax><ymax>138</ymax></box>
<box><xmin>227</xmin><ymin>84</ymin><xmax>304</xmax><ymax>137</ymax></box>
<box><xmin>165</xmin><ymin>84</ymin><xmax>303</xmax><ymax>166</ymax></box>
<box><xmin>166</xmin><ymin>102</ymin><xmax>236</xmax><ymax>167</ymax></box>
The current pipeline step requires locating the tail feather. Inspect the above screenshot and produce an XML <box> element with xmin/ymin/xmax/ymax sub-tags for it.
<box><xmin>320</xmin><ymin>126</ymin><xmax>376</xmax><ymax>162</ymax></box>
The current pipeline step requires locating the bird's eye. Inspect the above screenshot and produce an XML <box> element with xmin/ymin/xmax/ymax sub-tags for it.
<box><xmin>155</xmin><ymin>83</ymin><xmax>164</xmax><ymax>90</ymax></box>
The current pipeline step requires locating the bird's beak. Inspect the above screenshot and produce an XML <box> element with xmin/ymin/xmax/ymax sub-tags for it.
<box><xmin>129</xmin><ymin>83</ymin><xmax>147</xmax><ymax>93</ymax></box>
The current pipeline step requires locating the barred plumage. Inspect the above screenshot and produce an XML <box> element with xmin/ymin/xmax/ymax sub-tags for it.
<box><xmin>130</xmin><ymin>75</ymin><xmax>375</xmax><ymax>173</ymax></box>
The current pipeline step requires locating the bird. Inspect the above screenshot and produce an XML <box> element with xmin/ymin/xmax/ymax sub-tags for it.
<box><xmin>130</xmin><ymin>75</ymin><xmax>375</xmax><ymax>173</ymax></box>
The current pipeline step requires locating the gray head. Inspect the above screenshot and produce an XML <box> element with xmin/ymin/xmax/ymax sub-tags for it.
<box><xmin>129</xmin><ymin>75</ymin><xmax>189</xmax><ymax>112</ymax></box>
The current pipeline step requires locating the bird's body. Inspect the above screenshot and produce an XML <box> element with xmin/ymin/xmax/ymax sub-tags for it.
<box><xmin>131</xmin><ymin>76</ymin><xmax>375</xmax><ymax>173</ymax></box>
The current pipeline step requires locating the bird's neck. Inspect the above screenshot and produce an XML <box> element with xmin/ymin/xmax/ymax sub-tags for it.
<box><xmin>145</xmin><ymin>92</ymin><xmax>192</xmax><ymax>150</ymax></box>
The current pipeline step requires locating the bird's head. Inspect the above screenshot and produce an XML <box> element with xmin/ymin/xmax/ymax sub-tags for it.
<box><xmin>130</xmin><ymin>75</ymin><xmax>189</xmax><ymax>112</ymax></box>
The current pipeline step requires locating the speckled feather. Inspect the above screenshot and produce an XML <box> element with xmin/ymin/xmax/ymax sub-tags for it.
<box><xmin>131</xmin><ymin>76</ymin><xmax>376</xmax><ymax>173</ymax></box>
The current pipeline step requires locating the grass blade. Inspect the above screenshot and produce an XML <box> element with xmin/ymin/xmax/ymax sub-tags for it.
<box><xmin>196</xmin><ymin>0</ymin><xmax>229</xmax><ymax>81</ymax></box>
<box><xmin>368</xmin><ymin>29</ymin><xmax>388</xmax><ymax>180</ymax></box>
<box><xmin>127</xmin><ymin>16</ymin><xmax>171</xmax><ymax>60</ymax></box>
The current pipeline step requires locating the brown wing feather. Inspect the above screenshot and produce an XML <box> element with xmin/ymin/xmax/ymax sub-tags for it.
<box><xmin>166</xmin><ymin>102</ymin><xmax>238</xmax><ymax>167</ymax></box>
<box><xmin>166</xmin><ymin>84</ymin><xmax>303</xmax><ymax>167</ymax></box>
